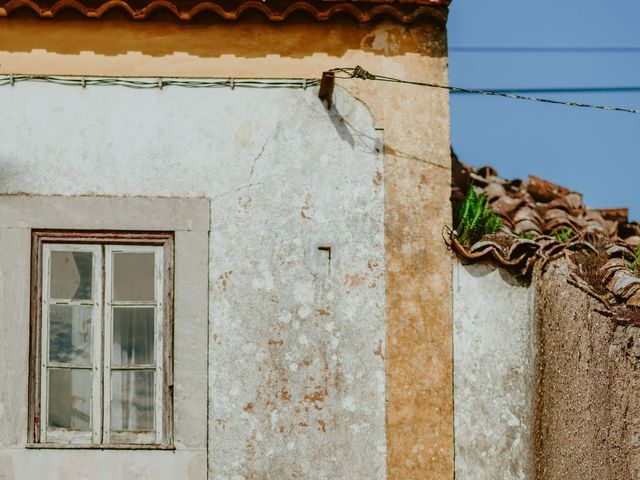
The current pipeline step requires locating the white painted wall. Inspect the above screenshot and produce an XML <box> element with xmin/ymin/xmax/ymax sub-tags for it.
<box><xmin>0</xmin><ymin>83</ymin><xmax>385</xmax><ymax>479</ymax></box>
<box><xmin>453</xmin><ymin>262</ymin><xmax>537</xmax><ymax>480</ymax></box>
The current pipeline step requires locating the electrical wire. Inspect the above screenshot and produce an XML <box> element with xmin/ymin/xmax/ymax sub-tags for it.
<box><xmin>1</xmin><ymin>70</ymin><xmax>639</xmax><ymax>116</ymax></box>
<box><xmin>331</xmin><ymin>66</ymin><xmax>640</xmax><ymax>116</ymax></box>
<box><xmin>451</xmin><ymin>86</ymin><xmax>640</xmax><ymax>94</ymax></box>
<box><xmin>0</xmin><ymin>75</ymin><xmax>320</xmax><ymax>90</ymax></box>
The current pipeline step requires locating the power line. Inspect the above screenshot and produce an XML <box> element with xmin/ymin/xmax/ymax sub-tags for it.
<box><xmin>331</xmin><ymin>66</ymin><xmax>640</xmax><ymax>116</ymax></box>
<box><xmin>451</xmin><ymin>86</ymin><xmax>640</xmax><ymax>95</ymax></box>
<box><xmin>450</xmin><ymin>47</ymin><xmax>640</xmax><ymax>53</ymax></box>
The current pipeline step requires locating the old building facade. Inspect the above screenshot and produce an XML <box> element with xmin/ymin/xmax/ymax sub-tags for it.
<box><xmin>0</xmin><ymin>1</ymin><xmax>453</xmax><ymax>479</ymax></box>
<box><xmin>4</xmin><ymin>3</ymin><xmax>636</xmax><ymax>479</ymax></box>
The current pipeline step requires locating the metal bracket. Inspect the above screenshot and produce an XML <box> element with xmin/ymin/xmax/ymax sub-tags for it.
<box><xmin>318</xmin><ymin>71</ymin><xmax>335</xmax><ymax>109</ymax></box>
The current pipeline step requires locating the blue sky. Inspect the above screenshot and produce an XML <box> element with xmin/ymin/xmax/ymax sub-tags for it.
<box><xmin>447</xmin><ymin>1</ymin><xmax>640</xmax><ymax>219</ymax></box>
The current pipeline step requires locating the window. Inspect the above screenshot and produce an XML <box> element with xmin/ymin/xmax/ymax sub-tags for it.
<box><xmin>30</xmin><ymin>232</ymin><xmax>173</xmax><ymax>447</ymax></box>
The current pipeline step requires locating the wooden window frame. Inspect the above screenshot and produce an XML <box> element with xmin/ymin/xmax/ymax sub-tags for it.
<box><xmin>29</xmin><ymin>230</ymin><xmax>174</xmax><ymax>448</ymax></box>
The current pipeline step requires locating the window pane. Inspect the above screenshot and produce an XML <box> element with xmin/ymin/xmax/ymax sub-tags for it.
<box><xmin>48</xmin><ymin>368</ymin><xmax>91</xmax><ymax>430</ymax></box>
<box><xmin>112</xmin><ymin>252</ymin><xmax>155</xmax><ymax>302</ymax></box>
<box><xmin>112</xmin><ymin>307</ymin><xmax>155</xmax><ymax>366</ymax></box>
<box><xmin>111</xmin><ymin>370</ymin><xmax>154</xmax><ymax>432</ymax></box>
<box><xmin>49</xmin><ymin>305</ymin><xmax>92</xmax><ymax>365</ymax></box>
<box><xmin>50</xmin><ymin>251</ymin><xmax>93</xmax><ymax>301</ymax></box>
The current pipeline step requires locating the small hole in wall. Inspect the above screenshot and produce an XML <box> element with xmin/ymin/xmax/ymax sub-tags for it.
<box><xmin>318</xmin><ymin>246</ymin><xmax>332</xmax><ymax>262</ymax></box>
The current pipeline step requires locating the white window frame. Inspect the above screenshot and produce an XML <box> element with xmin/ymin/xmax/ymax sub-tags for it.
<box><xmin>104</xmin><ymin>245</ymin><xmax>164</xmax><ymax>445</ymax></box>
<box><xmin>40</xmin><ymin>244</ymin><xmax>102</xmax><ymax>445</ymax></box>
<box><xmin>33</xmin><ymin>233</ymin><xmax>172</xmax><ymax>447</ymax></box>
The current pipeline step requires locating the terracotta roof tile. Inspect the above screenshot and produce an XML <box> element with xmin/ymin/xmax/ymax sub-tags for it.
<box><xmin>0</xmin><ymin>0</ymin><xmax>450</xmax><ymax>22</ymax></box>
<box><xmin>450</xmin><ymin>158</ymin><xmax>640</xmax><ymax>312</ymax></box>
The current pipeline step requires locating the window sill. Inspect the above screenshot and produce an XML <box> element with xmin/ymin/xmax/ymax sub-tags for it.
<box><xmin>25</xmin><ymin>443</ymin><xmax>175</xmax><ymax>451</ymax></box>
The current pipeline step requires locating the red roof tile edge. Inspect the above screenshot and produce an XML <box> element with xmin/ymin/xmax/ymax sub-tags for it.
<box><xmin>450</xmin><ymin>157</ymin><xmax>640</xmax><ymax>317</ymax></box>
<box><xmin>0</xmin><ymin>0</ymin><xmax>449</xmax><ymax>22</ymax></box>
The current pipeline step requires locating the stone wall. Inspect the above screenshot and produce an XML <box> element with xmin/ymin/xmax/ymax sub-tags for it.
<box><xmin>453</xmin><ymin>257</ymin><xmax>640</xmax><ymax>480</ymax></box>
<box><xmin>534</xmin><ymin>260</ymin><xmax>640</xmax><ymax>480</ymax></box>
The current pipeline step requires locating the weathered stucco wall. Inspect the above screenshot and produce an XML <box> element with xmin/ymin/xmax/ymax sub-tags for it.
<box><xmin>0</xmin><ymin>16</ymin><xmax>453</xmax><ymax>478</ymax></box>
<box><xmin>535</xmin><ymin>260</ymin><xmax>640</xmax><ymax>480</ymax></box>
<box><xmin>453</xmin><ymin>262</ymin><xmax>537</xmax><ymax>480</ymax></box>
<box><xmin>0</xmin><ymin>83</ymin><xmax>385</xmax><ymax>479</ymax></box>
<box><xmin>2</xmin><ymin>18</ymin><xmax>454</xmax><ymax>480</ymax></box>
<box><xmin>0</xmin><ymin>15</ymin><xmax>446</xmax><ymax>78</ymax></box>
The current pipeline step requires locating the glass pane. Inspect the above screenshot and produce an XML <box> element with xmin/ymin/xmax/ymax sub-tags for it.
<box><xmin>48</xmin><ymin>368</ymin><xmax>91</xmax><ymax>430</ymax></box>
<box><xmin>50</xmin><ymin>251</ymin><xmax>93</xmax><ymax>301</ymax></box>
<box><xmin>112</xmin><ymin>307</ymin><xmax>155</xmax><ymax>366</ymax></box>
<box><xmin>111</xmin><ymin>370</ymin><xmax>154</xmax><ymax>432</ymax></box>
<box><xmin>112</xmin><ymin>252</ymin><xmax>155</xmax><ymax>302</ymax></box>
<box><xmin>49</xmin><ymin>305</ymin><xmax>92</xmax><ymax>365</ymax></box>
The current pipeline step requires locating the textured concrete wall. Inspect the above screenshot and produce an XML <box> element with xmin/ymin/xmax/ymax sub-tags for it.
<box><xmin>0</xmin><ymin>83</ymin><xmax>385</xmax><ymax>479</ymax></box>
<box><xmin>453</xmin><ymin>263</ymin><xmax>537</xmax><ymax>480</ymax></box>
<box><xmin>535</xmin><ymin>260</ymin><xmax>640</xmax><ymax>480</ymax></box>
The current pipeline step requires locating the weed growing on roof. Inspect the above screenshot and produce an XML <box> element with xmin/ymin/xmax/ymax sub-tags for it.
<box><xmin>554</xmin><ymin>226</ymin><xmax>573</xmax><ymax>243</ymax></box>
<box><xmin>519</xmin><ymin>232</ymin><xmax>535</xmax><ymax>240</ymax></box>
<box><xmin>456</xmin><ymin>188</ymin><xmax>502</xmax><ymax>245</ymax></box>
<box><xmin>573</xmin><ymin>249</ymin><xmax>608</xmax><ymax>295</ymax></box>
<box><xmin>626</xmin><ymin>245</ymin><xmax>640</xmax><ymax>272</ymax></box>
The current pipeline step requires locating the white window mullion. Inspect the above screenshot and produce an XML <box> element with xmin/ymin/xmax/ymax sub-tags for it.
<box><xmin>103</xmin><ymin>245</ymin><xmax>113</xmax><ymax>444</ymax></box>
<box><xmin>91</xmin><ymin>248</ymin><xmax>103</xmax><ymax>444</ymax></box>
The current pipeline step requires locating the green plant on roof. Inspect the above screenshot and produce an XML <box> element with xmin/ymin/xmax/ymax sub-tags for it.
<box><xmin>456</xmin><ymin>187</ymin><xmax>502</xmax><ymax>245</ymax></box>
<box><xmin>627</xmin><ymin>245</ymin><xmax>640</xmax><ymax>271</ymax></box>
<box><xmin>553</xmin><ymin>226</ymin><xmax>573</xmax><ymax>243</ymax></box>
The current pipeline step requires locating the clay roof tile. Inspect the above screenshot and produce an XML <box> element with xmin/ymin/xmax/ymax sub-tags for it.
<box><xmin>491</xmin><ymin>195</ymin><xmax>523</xmax><ymax>216</ymax></box>
<box><xmin>450</xmin><ymin>159</ymin><xmax>640</xmax><ymax>310</ymax></box>
<box><xmin>485</xmin><ymin>182</ymin><xmax>507</xmax><ymax>200</ymax></box>
<box><xmin>0</xmin><ymin>0</ymin><xmax>451</xmax><ymax>21</ymax></box>
<box><xmin>624</xmin><ymin>236</ymin><xmax>640</xmax><ymax>250</ymax></box>
<box><xmin>626</xmin><ymin>291</ymin><xmax>640</xmax><ymax>308</ymax></box>
<box><xmin>527</xmin><ymin>175</ymin><xmax>573</xmax><ymax>203</ymax></box>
